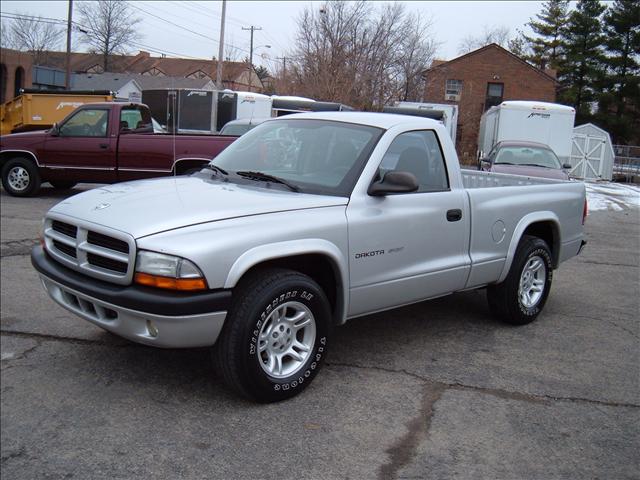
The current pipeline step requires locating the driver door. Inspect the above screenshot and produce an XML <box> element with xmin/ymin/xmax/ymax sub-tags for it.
<box><xmin>42</xmin><ymin>107</ymin><xmax>117</xmax><ymax>183</ymax></box>
<box><xmin>346</xmin><ymin>130</ymin><xmax>471</xmax><ymax>317</ymax></box>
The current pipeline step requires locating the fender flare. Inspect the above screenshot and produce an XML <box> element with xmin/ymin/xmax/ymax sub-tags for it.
<box><xmin>0</xmin><ymin>149</ymin><xmax>41</xmax><ymax>167</ymax></box>
<box><xmin>172</xmin><ymin>157</ymin><xmax>211</xmax><ymax>173</ymax></box>
<box><xmin>225</xmin><ymin>239</ymin><xmax>349</xmax><ymax>324</ymax></box>
<box><xmin>497</xmin><ymin>211</ymin><xmax>560</xmax><ymax>283</ymax></box>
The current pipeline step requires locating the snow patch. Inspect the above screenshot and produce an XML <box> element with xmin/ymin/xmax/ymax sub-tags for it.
<box><xmin>585</xmin><ymin>182</ymin><xmax>640</xmax><ymax>212</ymax></box>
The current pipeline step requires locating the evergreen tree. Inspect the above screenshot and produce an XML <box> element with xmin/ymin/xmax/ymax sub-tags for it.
<box><xmin>558</xmin><ymin>0</ymin><xmax>606</xmax><ymax>124</ymax></box>
<box><xmin>597</xmin><ymin>0</ymin><xmax>640</xmax><ymax>143</ymax></box>
<box><xmin>523</xmin><ymin>0</ymin><xmax>570</xmax><ymax>70</ymax></box>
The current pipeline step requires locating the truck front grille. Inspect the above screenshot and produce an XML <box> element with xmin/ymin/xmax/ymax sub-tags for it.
<box><xmin>43</xmin><ymin>215</ymin><xmax>136</xmax><ymax>285</ymax></box>
<box><xmin>87</xmin><ymin>231</ymin><xmax>129</xmax><ymax>254</ymax></box>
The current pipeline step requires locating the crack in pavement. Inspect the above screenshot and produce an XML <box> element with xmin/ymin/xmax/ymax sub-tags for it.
<box><xmin>0</xmin><ymin>238</ymin><xmax>39</xmax><ymax>258</ymax></box>
<box><xmin>0</xmin><ymin>446</ymin><xmax>27</xmax><ymax>465</ymax></box>
<box><xmin>325</xmin><ymin>361</ymin><xmax>640</xmax><ymax>409</ymax></box>
<box><xmin>377</xmin><ymin>382</ymin><xmax>446</xmax><ymax>480</ymax></box>
<box><xmin>0</xmin><ymin>329</ymin><xmax>131</xmax><ymax>348</ymax></box>
<box><xmin>576</xmin><ymin>259</ymin><xmax>639</xmax><ymax>268</ymax></box>
<box><xmin>561</xmin><ymin>313</ymin><xmax>639</xmax><ymax>340</ymax></box>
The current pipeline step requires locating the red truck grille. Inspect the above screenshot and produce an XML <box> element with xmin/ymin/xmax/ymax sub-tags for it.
<box><xmin>43</xmin><ymin>216</ymin><xmax>136</xmax><ymax>285</ymax></box>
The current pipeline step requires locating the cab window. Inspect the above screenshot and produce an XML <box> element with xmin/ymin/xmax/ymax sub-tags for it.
<box><xmin>59</xmin><ymin>109</ymin><xmax>109</xmax><ymax>137</ymax></box>
<box><xmin>379</xmin><ymin>130</ymin><xmax>449</xmax><ymax>192</ymax></box>
<box><xmin>120</xmin><ymin>106</ymin><xmax>152</xmax><ymax>132</ymax></box>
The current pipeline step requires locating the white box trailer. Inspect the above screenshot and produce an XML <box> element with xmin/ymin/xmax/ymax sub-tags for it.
<box><xmin>233</xmin><ymin>91</ymin><xmax>273</xmax><ymax>122</ymax></box>
<box><xmin>394</xmin><ymin>102</ymin><xmax>458</xmax><ymax>143</ymax></box>
<box><xmin>478</xmin><ymin>101</ymin><xmax>576</xmax><ymax>164</ymax></box>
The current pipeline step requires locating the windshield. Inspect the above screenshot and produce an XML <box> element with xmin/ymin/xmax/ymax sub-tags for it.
<box><xmin>220</xmin><ymin>123</ymin><xmax>254</xmax><ymax>136</ymax></box>
<box><xmin>210</xmin><ymin>119</ymin><xmax>384</xmax><ymax>196</ymax></box>
<box><xmin>494</xmin><ymin>146</ymin><xmax>561</xmax><ymax>169</ymax></box>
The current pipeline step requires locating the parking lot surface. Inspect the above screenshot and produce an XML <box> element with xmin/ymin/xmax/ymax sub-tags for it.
<box><xmin>1</xmin><ymin>184</ymin><xmax>639</xmax><ymax>479</ymax></box>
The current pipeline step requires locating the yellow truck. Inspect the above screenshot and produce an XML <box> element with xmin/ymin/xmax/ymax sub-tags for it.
<box><xmin>0</xmin><ymin>89</ymin><xmax>113</xmax><ymax>135</ymax></box>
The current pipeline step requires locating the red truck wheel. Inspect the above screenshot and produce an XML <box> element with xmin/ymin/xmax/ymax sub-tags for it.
<box><xmin>1</xmin><ymin>157</ymin><xmax>41</xmax><ymax>197</ymax></box>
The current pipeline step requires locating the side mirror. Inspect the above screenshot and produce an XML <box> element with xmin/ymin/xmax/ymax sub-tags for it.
<box><xmin>479</xmin><ymin>158</ymin><xmax>491</xmax><ymax>171</ymax></box>
<box><xmin>50</xmin><ymin>123</ymin><xmax>59</xmax><ymax>136</ymax></box>
<box><xmin>368</xmin><ymin>171</ymin><xmax>419</xmax><ymax>196</ymax></box>
<box><xmin>562</xmin><ymin>163</ymin><xmax>572</xmax><ymax>170</ymax></box>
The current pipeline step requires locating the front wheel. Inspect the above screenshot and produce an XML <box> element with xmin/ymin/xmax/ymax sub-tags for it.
<box><xmin>213</xmin><ymin>268</ymin><xmax>332</xmax><ymax>402</ymax></box>
<box><xmin>1</xmin><ymin>157</ymin><xmax>41</xmax><ymax>197</ymax></box>
<box><xmin>487</xmin><ymin>235</ymin><xmax>553</xmax><ymax>325</ymax></box>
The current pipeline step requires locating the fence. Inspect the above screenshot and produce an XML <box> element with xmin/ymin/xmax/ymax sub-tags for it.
<box><xmin>612</xmin><ymin>144</ymin><xmax>640</xmax><ymax>183</ymax></box>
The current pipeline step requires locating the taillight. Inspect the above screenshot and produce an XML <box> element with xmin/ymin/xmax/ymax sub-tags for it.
<box><xmin>582</xmin><ymin>198</ymin><xmax>588</xmax><ymax>225</ymax></box>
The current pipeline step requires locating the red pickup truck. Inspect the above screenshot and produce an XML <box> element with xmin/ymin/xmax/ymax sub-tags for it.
<box><xmin>0</xmin><ymin>102</ymin><xmax>237</xmax><ymax>196</ymax></box>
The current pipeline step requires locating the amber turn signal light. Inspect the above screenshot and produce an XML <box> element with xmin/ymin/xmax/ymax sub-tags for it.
<box><xmin>134</xmin><ymin>272</ymin><xmax>207</xmax><ymax>291</ymax></box>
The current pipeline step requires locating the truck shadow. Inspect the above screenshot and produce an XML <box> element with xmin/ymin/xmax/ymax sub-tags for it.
<box><xmin>68</xmin><ymin>290</ymin><xmax>498</xmax><ymax>403</ymax></box>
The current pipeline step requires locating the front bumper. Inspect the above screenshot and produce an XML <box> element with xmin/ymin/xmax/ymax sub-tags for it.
<box><xmin>32</xmin><ymin>246</ymin><xmax>231</xmax><ymax>348</ymax></box>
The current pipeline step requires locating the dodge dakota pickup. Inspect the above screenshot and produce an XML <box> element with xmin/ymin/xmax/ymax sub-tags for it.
<box><xmin>0</xmin><ymin>102</ymin><xmax>236</xmax><ymax>196</ymax></box>
<box><xmin>31</xmin><ymin>112</ymin><xmax>587</xmax><ymax>402</ymax></box>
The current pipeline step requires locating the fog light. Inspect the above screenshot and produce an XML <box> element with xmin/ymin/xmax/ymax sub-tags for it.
<box><xmin>146</xmin><ymin>319</ymin><xmax>158</xmax><ymax>338</ymax></box>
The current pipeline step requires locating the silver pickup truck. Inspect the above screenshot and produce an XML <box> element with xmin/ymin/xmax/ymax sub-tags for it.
<box><xmin>31</xmin><ymin>112</ymin><xmax>587</xmax><ymax>402</ymax></box>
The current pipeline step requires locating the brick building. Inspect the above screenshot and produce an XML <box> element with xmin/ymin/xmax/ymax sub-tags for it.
<box><xmin>422</xmin><ymin>44</ymin><xmax>557</xmax><ymax>164</ymax></box>
<box><xmin>0</xmin><ymin>48</ymin><xmax>264</xmax><ymax>103</ymax></box>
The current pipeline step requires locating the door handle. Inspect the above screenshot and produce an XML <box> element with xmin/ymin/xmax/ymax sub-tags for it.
<box><xmin>446</xmin><ymin>209</ymin><xmax>462</xmax><ymax>222</ymax></box>
<box><xmin>99</xmin><ymin>143</ymin><xmax>109</xmax><ymax>149</ymax></box>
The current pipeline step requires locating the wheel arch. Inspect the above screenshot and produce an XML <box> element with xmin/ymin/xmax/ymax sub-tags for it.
<box><xmin>225</xmin><ymin>240</ymin><xmax>349</xmax><ymax>325</ymax></box>
<box><xmin>0</xmin><ymin>149</ymin><xmax>40</xmax><ymax>168</ymax></box>
<box><xmin>172</xmin><ymin>157</ymin><xmax>210</xmax><ymax>175</ymax></box>
<box><xmin>498</xmin><ymin>212</ymin><xmax>560</xmax><ymax>283</ymax></box>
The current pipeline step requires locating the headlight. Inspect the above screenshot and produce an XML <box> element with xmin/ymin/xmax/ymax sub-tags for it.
<box><xmin>134</xmin><ymin>250</ymin><xmax>207</xmax><ymax>291</ymax></box>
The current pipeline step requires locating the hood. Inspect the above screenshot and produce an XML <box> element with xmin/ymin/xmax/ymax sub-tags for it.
<box><xmin>50</xmin><ymin>175</ymin><xmax>348</xmax><ymax>238</ymax></box>
<box><xmin>1</xmin><ymin>129</ymin><xmax>49</xmax><ymax>146</ymax></box>
<box><xmin>490</xmin><ymin>163</ymin><xmax>569</xmax><ymax>180</ymax></box>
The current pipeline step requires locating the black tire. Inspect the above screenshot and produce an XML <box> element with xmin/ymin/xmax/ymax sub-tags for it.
<box><xmin>214</xmin><ymin>268</ymin><xmax>332</xmax><ymax>402</ymax></box>
<box><xmin>487</xmin><ymin>235</ymin><xmax>553</xmax><ymax>325</ymax></box>
<box><xmin>49</xmin><ymin>180</ymin><xmax>77</xmax><ymax>190</ymax></box>
<box><xmin>1</xmin><ymin>157</ymin><xmax>41</xmax><ymax>197</ymax></box>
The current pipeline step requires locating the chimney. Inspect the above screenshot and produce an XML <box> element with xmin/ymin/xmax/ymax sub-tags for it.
<box><xmin>136</xmin><ymin>51</ymin><xmax>151</xmax><ymax>59</ymax></box>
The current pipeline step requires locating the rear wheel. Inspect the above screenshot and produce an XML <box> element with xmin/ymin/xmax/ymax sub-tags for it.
<box><xmin>1</xmin><ymin>157</ymin><xmax>41</xmax><ymax>197</ymax></box>
<box><xmin>487</xmin><ymin>235</ymin><xmax>553</xmax><ymax>325</ymax></box>
<box><xmin>49</xmin><ymin>180</ymin><xmax>77</xmax><ymax>190</ymax></box>
<box><xmin>213</xmin><ymin>268</ymin><xmax>331</xmax><ymax>402</ymax></box>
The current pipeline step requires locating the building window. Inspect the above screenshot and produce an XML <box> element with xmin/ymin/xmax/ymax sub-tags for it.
<box><xmin>14</xmin><ymin>67</ymin><xmax>24</xmax><ymax>98</ymax></box>
<box><xmin>445</xmin><ymin>79</ymin><xmax>462</xmax><ymax>101</ymax></box>
<box><xmin>485</xmin><ymin>82</ymin><xmax>504</xmax><ymax>111</ymax></box>
<box><xmin>0</xmin><ymin>64</ymin><xmax>7</xmax><ymax>103</ymax></box>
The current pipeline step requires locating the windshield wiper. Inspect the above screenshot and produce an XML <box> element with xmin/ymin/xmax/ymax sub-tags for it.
<box><xmin>204</xmin><ymin>163</ymin><xmax>229</xmax><ymax>176</ymax></box>
<box><xmin>519</xmin><ymin>163</ymin><xmax>553</xmax><ymax>168</ymax></box>
<box><xmin>236</xmin><ymin>170</ymin><xmax>299</xmax><ymax>192</ymax></box>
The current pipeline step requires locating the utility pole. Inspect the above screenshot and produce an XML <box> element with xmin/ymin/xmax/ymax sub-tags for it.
<box><xmin>276</xmin><ymin>56</ymin><xmax>287</xmax><ymax>74</ymax></box>
<box><xmin>65</xmin><ymin>0</ymin><xmax>73</xmax><ymax>89</ymax></box>
<box><xmin>215</xmin><ymin>0</ymin><xmax>226</xmax><ymax>89</ymax></box>
<box><xmin>242</xmin><ymin>25</ymin><xmax>261</xmax><ymax>92</ymax></box>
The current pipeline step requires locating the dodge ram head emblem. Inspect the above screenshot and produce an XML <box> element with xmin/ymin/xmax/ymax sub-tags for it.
<box><xmin>93</xmin><ymin>203</ymin><xmax>111</xmax><ymax>211</ymax></box>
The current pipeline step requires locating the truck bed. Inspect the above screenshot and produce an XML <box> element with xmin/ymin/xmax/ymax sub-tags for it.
<box><xmin>461</xmin><ymin>168</ymin><xmax>563</xmax><ymax>189</ymax></box>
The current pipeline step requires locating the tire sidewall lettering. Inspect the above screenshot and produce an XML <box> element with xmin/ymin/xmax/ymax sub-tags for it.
<box><xmin>517</xmin><ymin>247</ymin><xmax>552</xmax><ymax>316</ymax></box>
<box><xmin>245</xmin><ymin>285</ymin><xmax>329</xmax><ymax>394</ymax></box>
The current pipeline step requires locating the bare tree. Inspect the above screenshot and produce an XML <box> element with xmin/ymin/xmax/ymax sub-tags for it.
<box><xmin>288</xmin><ymin>1</ymin><xmax>438</xmax><ymax>110</ymax></box>
<box><xmin>1</xmin><ymin>20</ymin><xmax>16</xmax><ymax>49</ymax></box>
<box><xmin>77</xmin><ymin>0</ymin><xmax>142</xmax><ymax>72</ymax></box>
<box><xmin>458</xmin><ymin>25</ymin><xmax>511</xmax><ymax>54</ymax></box>
<box><xmin>223</xmin><ymin>34</ymin><xmax>242</xmax><ymax>62</ymax></box>
<box><xmin>5</xmin><ymin>14</ymin><xmax>64</xmax><ymax>63</ymax></box>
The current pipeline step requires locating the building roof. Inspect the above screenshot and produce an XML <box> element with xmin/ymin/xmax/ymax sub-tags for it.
<box><xmin>22</xmin><ymin>49</ymin><xmax>252</xmax><ymax>85</ymax></box>
<box><xmin>71</xmin><ymin>72</ymin><xmax>141</xmax><ymax>92</ymax></box>
<box><xmin>424</xmin><ymin>44</ymin><xmax>558</xmax><ymax>84</ymax></box>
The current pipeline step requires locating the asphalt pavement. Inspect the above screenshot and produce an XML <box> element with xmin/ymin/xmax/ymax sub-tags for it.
<box><xmin>1</xmin><ymin>184</ymin><xmax>639</xmax><ymax>480</ymax></box>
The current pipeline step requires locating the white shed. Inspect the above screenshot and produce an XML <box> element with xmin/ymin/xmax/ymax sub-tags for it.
<box><xmin>569</xmin><ymin>123</ymin><xmax>615</xmax><ymax>181</ymax></box>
